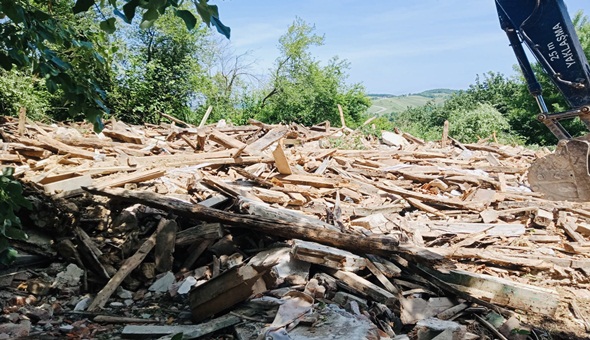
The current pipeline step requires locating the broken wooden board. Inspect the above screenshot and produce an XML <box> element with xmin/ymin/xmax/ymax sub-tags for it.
<box><xmin>329</xmin><ymin>269</ymin><xmax>398</xmax><ymax>307</ymax></box>
<box><xmin>87</xmin><ymin>218</ymin><xmax>170</xmax><ymax>311</ymax></box>
<box><xmin>406</xmin><ymin>221</ymin><xmax>526</xmax><ymax>238</ymax></box>
<box><xmin>292</xmin><ymin>239</ymin><xmax>366</xmax><ymax>272</ymax></box>
<box><xmin>419</xmin><ymin>266</ymin><xmax>560</xmax><ymax>316</ymax></box>
<box><xmin>41</xmin><ymin>174</ymin><xmax>92</xmax><ymax>195</ymax></box>
<box><xmin>188</xmin><ymin>262</ymin><xmax>272</xmax><ymax>322</ymax></box>
<box><xmin>121</xmin><ymin>314</ymin><xmax>241</xmax><ymax>339</ymax></box>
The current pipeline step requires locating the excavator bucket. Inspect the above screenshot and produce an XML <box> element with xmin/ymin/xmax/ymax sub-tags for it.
<box><xmin>528</xmin><ymin>139</ymin><xmax>590</xmax><ymax>201</ymax></box>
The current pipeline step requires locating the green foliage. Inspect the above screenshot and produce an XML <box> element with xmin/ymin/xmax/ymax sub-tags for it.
<box><xmin>322</xmin><ymin>134</ymin><xmax>366</xmax><ymax>150</ymax></box>
<box><xmin>448</xmin><ymin>103</ymin><xmax>510</xmax><ymax>143</ymax></box>
<box><xmin>0</xmin><ymin>0</ymin><xmax>110</xmax><ymax>131</ymax></box>
<box><xmin>109</xmin><ymin>10</ymin><xmax>211</xmax><ymax>124</ymax></box>
<box><xmin>71</xmin><ymin>0</ymin><xmax>230</xmax><ymax>38</ymax></box>
<box><xmin>390</xmin><ymin>10</ymin><xmax>590</xmax><ymax>146</ymax></box>
<box><xmin>367</xmin><ymin>93</ymin><xmax>449</xmax><ymax>116</ymax></box>
<box><xmin>393</xmin><ymin>100</ymin><xmax>445</xmax><ymax>140</ymax></box>
<box><xmin>0</xmin><ymin>0</ymin><xmax>229</xmax><ymax>131</ymax></box>
<box><xmin>0</xmin><ymin>68</ymin><xmax>52</xmax><ymax>121</ymax></box>
<box><xmin>392</xmin><ymin>71</ymin><xmax>554</xmax><ymax>145</ymax></box>
<box><xmin>0</xmin><ymin>167</ymin><xmax>31</xmax><ymax>266</ymax></box>
<box><xmin>256</xmin><ymin>18</ymin><xmax>370</xmax><ymax>127</ymax></box>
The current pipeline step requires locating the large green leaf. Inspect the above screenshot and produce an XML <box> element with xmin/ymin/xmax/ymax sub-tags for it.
<box><xmin>0</xmin><ymin>233</ymin><xmax>7</xmax><ymax>250</ymax></box>
<box><xmin>4</xmin><ymin>226</ymin><xmax>27</xmax><ymax>241</ymax></box>
<box><xmin>3</xmin><ymin>1</ymin><xmax>25</xmax><ymax>23</ymax></box>
<box><xmin>148</xmin><ymin>0</ymin><xmax>166</xmax><ymax>10</ymax></box>
<box><xmin>114</xmin><ymin>8</ymin><xmax>131</xmax><ymax>23</ymax></box>
<box><xmin>86</xmin><ymin>109</ymin><xmax>104</xmax><ymax>133</ymax></box>
<box><xmin>195</xmin><ymin>0</ymin><xmax>211</xmax><ymax>26</ymax></box>
<box><xmin>72</xmin><ymin>0</ymin><xmax>95</xmax><ymax>14</ymax></box>
<box><xmin>123</xmin><ymin>0</ymin><xmax>140</xmax><ymax>22</ymax></box>
<box><xmin>99</xmin><ymin>17</ymin><xmax>116</xmax><ymax>34</ymax></box>
<box><xmin>1</xmin><ymin>167</ymin><xmax>14</xmax><ymax>177</ymax></box>
<box><xmin>143</xmin><ymin>7</ymin><xmax>160</xmax><ymax>21</ymax></box>
<box><xmin>139</xmin><ymin>19</ymin><xmax>155</xmax><ymax>29</ymax></box>
<box><xmin>0</xmin><ymin>247</ymin><xmax>17</xmax><ymax>266</ymax></box>
<box><xmin>210</xmin><ymin>15</ymin><xmax>230</xmax><ymax>39</ymax></box>
<box><xmin>175</xmin><ymin>10</ymin><xmax>197</xmax><ymax>30</ymax></box>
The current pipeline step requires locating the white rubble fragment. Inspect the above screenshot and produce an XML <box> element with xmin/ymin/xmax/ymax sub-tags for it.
<box><xmin>415</xmin><ymin>318</ymin><xmax>466</xmax><ymax>340</ymax></box>
<box><xmin>59</xmin><ymin>325</ymin><xmax>74</xmax><ymax>333</ymax></box>
<box><xmin>381</xmin><ymin>131</ymin><xmax>409</xmax><ymax>148</ymax></box>
<box><xmin>116</xmin><ymin>287</ymin><xmax>134</xmax><ymax>299</ymax></box>
<box><xmin>177</xmin><ymin>276</ymin><xmax>197</xmax><ymax>295</ymax></box>
<box><xmin>74</xmin><ymin>296</ymin><xmax>92</xmax><ymax>311</ymax></box>
<box><xmin>52</xmin><ymin>264</ymin><xmax>84</xmax><ymax>289</ymax></box>
<box><xmin>148</xmin><ymin>271</ymin><xmax>176</xmax><ymax>293</ymax></box>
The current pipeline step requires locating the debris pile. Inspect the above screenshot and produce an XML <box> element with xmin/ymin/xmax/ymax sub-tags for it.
<box><xmin>1</xmin><ymin>115</ymin><xmax>590</xmax><ymax>339</ymax></box>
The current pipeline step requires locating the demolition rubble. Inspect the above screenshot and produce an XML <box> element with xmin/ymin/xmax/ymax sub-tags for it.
<box><xmin>1</xmin><ymin>114</ymin><xmax>590</xmax><ymax>339</ymax></box>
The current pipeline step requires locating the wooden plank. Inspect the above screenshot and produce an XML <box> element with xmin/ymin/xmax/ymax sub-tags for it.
<box><xmin>18</xmin><ymin>107</ymin><xmax>26</xmax><ymax>135</ymax></box>
<box><xmin>532</xmin><ymin>208</ymin><xmax>554</xmax><ymax>228</ymax></box>
<box><xmin>365</xmin><ymin>254</ymin><xmax>402</xmax><ymax>278</ymax></box>
<box><xmin>419</xmin><ymin>267</ymin><xmax>560</xmax><ymax>316</ymax></box>
<box><xmin>83</xmin><ymin>187</ymin><xmax>443</xmax><ymax>263</ymax></box>
<box><xmin>364</xmin><ymin>258</ymin><xmax>399</xmax><ymax>294</ymax></box>
<box><xmin>208</xmin><ymin>129</ymin><xmax>247</xmax><ymax>150</ymax></box>
<box><xmin>338</xmin><ymin>104</ymin><xmax>346</xmax><ymax>128</ymax></box>
<box><xmin>102</xmin><ymin>128</ymin><xmax>143</xmax><ymax>144</ymax></box>
<box><xmin>329</xmin><ymin>270</ymin><xmax>398</xmax><ymax>307</ymax></box>
<box><xmin>560</xmin><ymin>215</ymin><xmax>586</xmax><ymax>243</ymax></box>
<box><xmin>277</xmin><ymin>174</ymin><xmax>346</xmax><ymax>188</ymax></box>
<box><xmin>73</xmin><ymin>226</ymin><xmax>110</xmax><ymax>280</ymax></box>
<box><xmin>252</xmin><ymin>187</ymin><xmax>291</xmax><ymax>204</ymax></box>
<box><xmin>374</xmin><ymin>181</ymin><xmax>480</xmax><ymax>211</ymax></box>
<box><xmin>292</xmin><ymin>239</ymin><xmax>366</xmax><ymax>271</ymax></box>
<box><xmin>36</xmin><ymin>134</ymin><xmax>96</xmax><ymax>159</ymax></box>
<box><xmin>92</xmin><ymin>168</ymin><xmax>166</xmax><ymax>189</ymax></box>
<box><xmin>166</xmin><ymin>155</ymin><xmax>273</xmax><ymax>168</ymax></box>
<box><xmin>441</xmin><ymin>121</ymin><xmax>449</xmax><ymax>147</ymax></box>
<box><xmin>175</xmin><ymin>223</ymin><xmax>224</xmax><ymax>246</ymax></box>
<box><xmin>0</xmin><ymin>154</ymin><xmax>24</xmax><ymax>163</ymax></box>
<box><xmin>199</xmin><ymin>106</ymin><xmax>213</xmax><ymax>127</ymax></box>
<box><xmin>181</xmin><ymin>239</ymin><xmax>214</xmax><ymax>271</ymax></box>
<box><xmin>407</xmin><ymin>221</ymin><xmax>525</xmax><ymax>238</ymax></box>
<box><xmin>43</xmin><ymin>174</ymin><xmax>92</xmax><ymax>195</ymax></box>
<box><xmin>87</xmin><ymin>218</ymin><xmax>169</xmax><ymax>311</ymax></box>
<box><xmin>272</xmin><ymin>140</ymin><xmax>292</xmax><ymax>175</ymax></box>
<box><xmin>241</xmin><ymin>125</ymin><xmax>289</xmax><ymax>156</ymax></box>
<box><xmin>189</xmin><ymin>262</ymin><xmax>271</xmax><ymax>322</ymax></box>
<box><xmin>161</xmin><ymin>112</ymin><xmax>195</xmax><ymax>128</ymax></box>
<box><xmin>121</xmin><ymin>314</ymin><xmax>241</xmax><ymax>339</ymax></box>
<box><xmin>155</xmin><ymin>219</ymin><xmax>177</xmax><ymax>273</ymax></box>
<box><xmin>528</xmin><ymin>235</ymin><xmax>562</xmax><ymax>243</ymax></box>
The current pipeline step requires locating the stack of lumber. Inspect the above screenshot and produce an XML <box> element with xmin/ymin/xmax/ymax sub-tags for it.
<box><xmin>1</xmin><ymin>115</ymin><xmax>590</xmax><ymax>339</ymax></box>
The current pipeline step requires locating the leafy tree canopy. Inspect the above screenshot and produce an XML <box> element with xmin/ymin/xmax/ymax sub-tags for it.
<box><xmin>256</xmin><ymin>18</ymin><xmax>371</xmax><ymax>127</ymax></box>
<box><xmin>0</xmin><ymin>0</ymin><xmax>229</xmax><ymax>131</ymax></box>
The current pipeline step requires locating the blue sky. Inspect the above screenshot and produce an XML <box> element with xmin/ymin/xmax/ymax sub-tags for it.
<box><xmin>216</xmin><ymin>0</ymin><xmax>590</xmax><ymax>95</ymax></box>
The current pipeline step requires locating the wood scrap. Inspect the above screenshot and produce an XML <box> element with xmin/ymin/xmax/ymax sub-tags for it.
<box><xmin>2</xmin><ymin>117</ymin><xmax>590</xmax><ymax>338</ymax></box>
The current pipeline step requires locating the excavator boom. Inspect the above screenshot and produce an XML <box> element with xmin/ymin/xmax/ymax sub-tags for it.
<box><xmin>496</xmin><ymin>0</ymin><xmax>590</xmax><ymax>201</ymax></box>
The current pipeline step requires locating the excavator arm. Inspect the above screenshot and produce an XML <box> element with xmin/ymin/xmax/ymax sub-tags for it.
<box><xmin>496</xmin><ymin>0</ymin><xmax>590</xmax><ymax>201</ymax></box>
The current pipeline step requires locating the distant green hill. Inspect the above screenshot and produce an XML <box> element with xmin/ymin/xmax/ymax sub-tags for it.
<box><xmin>367</xmin><ymin>89</ymin><xmax>458</xmax><ymax>115</ymax></box>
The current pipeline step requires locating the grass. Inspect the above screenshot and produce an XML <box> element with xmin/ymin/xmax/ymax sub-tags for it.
<box><xmin>367</xmin><ymin>89</ymin><xmax>456</xmax><ymax>115</ymax></box>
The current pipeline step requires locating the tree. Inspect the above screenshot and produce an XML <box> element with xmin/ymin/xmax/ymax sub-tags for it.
<box><xmin>257</xmin><ymin>18</ymin><xmax>370</xmax><ymax>127</ymax></box>
<box><xmin>109</xmin><ymin>8</ymin><xmax>212</xmax><ymax>124</ymax></box>
<box><xmin>0</xmin><ymin>0</ymin><xmax>229</xmax><ymax>131</ymax></box>
<box><xmin>201</xmin><ymin>40</ymin><xmax>261</xmax><ymax>124</ymax></box>
<box><xmin>448</xmin><ymin>103</ymin><xmax>511</xmax><ymax>143</ymax></box>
